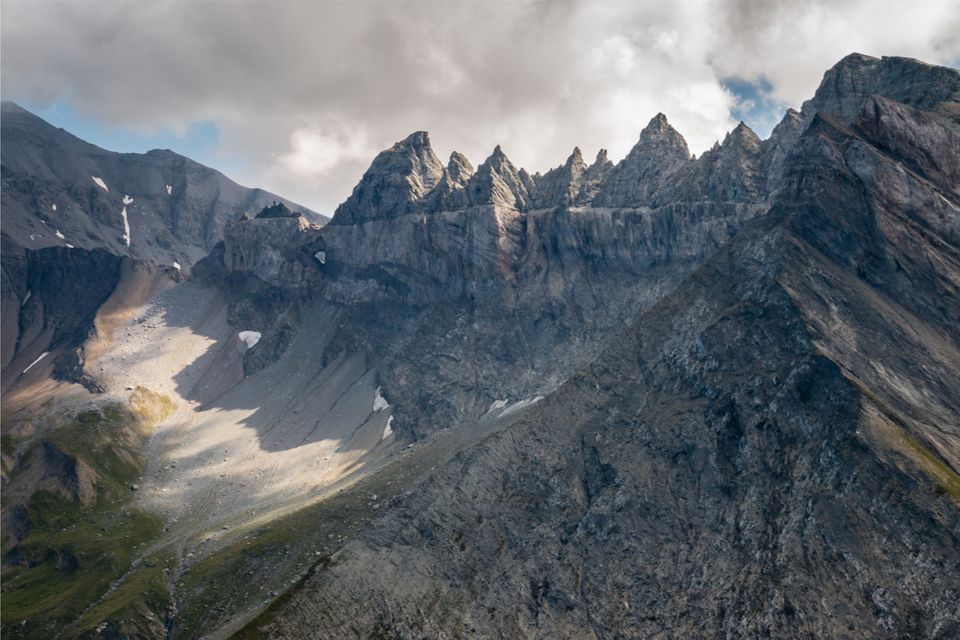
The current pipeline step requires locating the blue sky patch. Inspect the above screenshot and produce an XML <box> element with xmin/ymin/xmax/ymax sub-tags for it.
<box><xmin>22</xmin><ymin>101</ymin><xmax>245</xmax><ymax>176</ymax></box>
<box><xmin>722</xmin><ymin>77</ymin><xmax>792</xmax><ymax>140</ymax></box>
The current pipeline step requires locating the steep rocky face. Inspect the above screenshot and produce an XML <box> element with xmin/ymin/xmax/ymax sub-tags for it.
<box><xmin>0</xmin><ymin>235</ymin><xmax>124</xmax><ymax>392</ymax></box>
<box><xmin>220</xmin><ymin>197</ymin><xmax>763</xmax><ymax>439</ymax></box>
<box><xmin>0</xmin><ymin>102</ymin><xmax>322</xmax><ymax>269</ymax></box>
<box><xmin>592</xmin><ymin>113</ymin><xmax>692</xmax><ymax>207</ymax></box>
<box><xmin>423</xmin><ymin>151</ymin><xmax>474</xmax><ymax>212</ymax></box>
<box><xmin>332</xmin><ymin>131</ymin><xmax>444</xmax><ymax>223</ymax></box>
<box><xmin>465</xmin><ymin>146</ymin><xmax>538</xmax><ymax>211</ymax></box>
<box><xmin>533</xmin><ymin>147</ymin><xmax>588</xmax><ymax>208</ymax></box>
<box><xmin>760</xmin><ymin>107</ymin><xmax>805</xmax><ymax>193</ymax></box>
<box><xmin>0</xmin><ymin>102</ymin><xmax>319</xmax><ymax>392</ymax></box>
<box><xmin>663</xmin><ymin>121</ymin><xmax>764</xmax><ymax>202</ymax></box>
<box><xmin>248</xmin><ymin>59</ymin><xmax>960</xmax><ymax>640</ymax></box>
<box><xmin>222</xmin><ymin>214</ymin><xmax>319</xmax><ymax>288</ymax></box>
<box><xmin>801</xmin><ymin>53</ymin><xmax>960</xmax><ymax>128</ymax></box>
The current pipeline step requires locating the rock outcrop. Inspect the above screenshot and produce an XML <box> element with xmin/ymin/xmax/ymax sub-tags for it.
<box><xmin>464</xmin><ymin>145</ymin><xmax>538</xmax><ymax>211</ymax></box>
<box><xmin>575</xmin><ymin>148</ymin><xmax>614</xmax><ymax>204</ymax></box>
<box><xmin>533</xmin><ymin>147</ymin><xmax>588</xmax><ymax>208</ymax></box>
<box><xmin>0</xmin><ymin>102</ymin><xmax>322</xmax><ymax>269</ymax></box>
<box><xmin>592</xmin><ymin>113</ymin><xmax>692</xmax><ymax>207</ymax></box>
<box><xmin>247</xmin><ymin>55</ymin><xmax>960</xmax><ymax>640</ymax></box>
<box><xmin>331</xmin><ymin>131</ymin><xmax>444</xmax><ymax>224</ymax></box>
<box><xmin>423</xmin><ymin>151</ymin><xmax>474</xmax><ymax>213</ymax></box>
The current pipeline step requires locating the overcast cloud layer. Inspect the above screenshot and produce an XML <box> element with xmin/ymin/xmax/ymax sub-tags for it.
<box><xmin>3</xmin><ymin>0</ymin><xmax>959</xmax><ymax>214</ymax></box>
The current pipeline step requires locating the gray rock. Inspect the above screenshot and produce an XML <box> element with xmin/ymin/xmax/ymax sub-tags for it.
<box><xmin>254</xmin><ymin>61</ymin><xmax>960</xmax><ymax>639</ymax></box>
<box><xmin>423</xmin><ymin>151</ymin><xmax>474</xmax><ymax>212</ymax></box>
<box><xmin>331</xmin><ymin>131</ymin><xmax>444</xmax><ymax>224</ymax></box>
<box><xmin>533</xmin><ymin>147</ymin><xmax>587</xmax><ymax>208</ymax></box>
<box><xmin>592</xmin><ymin>113</ymin><xmax>692</xmax><ymax>207</ymax></box>
<box><xmin>464</xmin><ymin>145</ymin><xmax>536</xmax><ymax>210</ymax></box>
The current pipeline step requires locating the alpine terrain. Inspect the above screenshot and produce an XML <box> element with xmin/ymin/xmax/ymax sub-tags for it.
<box><xmin>1</xmin><ymin>53</ymin><xmax>959</xmax><ymax>639</ymax></box>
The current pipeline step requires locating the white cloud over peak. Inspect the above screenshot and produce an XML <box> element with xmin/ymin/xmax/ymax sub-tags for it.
<box><xmin>2</xmin><ymin>0</ymin><xmax>958</xmax><ymax>214</ymax></box>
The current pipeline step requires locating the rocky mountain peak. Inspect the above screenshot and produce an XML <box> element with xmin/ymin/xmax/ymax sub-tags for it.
<box><xmin>447</xmin><ymin>151</ymin><xmax>474</xmax><ymax>185</ymax></box>
<box><xmin>331</xmin><ymin>131</ymin><xmax>444</xmax><ymax>224</ymax></box>
<box><xmin>802</xmin><ymin>53</ymin><xmax>960</xmax><ymax>126</ymax></box>
<box><xmin>638</xmin><ymin>113</ymin><xmax>687</xmax><ymax>150</ymax></box>
<box><xmin>568</xmin><ymin>146</ymin><xmax>584</xmax><ymax>166</ymax></box>
<box><xmin>592</xmin><ymin>113</ymin><xmax>691</xmax><ymax>207</ymax></box>
<box><xmin>573</xmin><ymin>148</ymin><xmax>614</xmax><ymax>204</ymax></box>
<box><xmin>726</xmin><ymin>121</ymin><xmax>761</xmax><ymax>148</ymax></box>
<box><xmin>465</xmin><ymin>145</ymin><xmax>533</xmax><ymax>210</ymax></box>
<box><xmin>401</xmin><ymin>130</ymin><xmax>432</xmax><ymax>147</ymax></box>
<box><xmin>533</xmin><ymin>147</ymin><xmax>589</xmax><ymax>208</ymax></box>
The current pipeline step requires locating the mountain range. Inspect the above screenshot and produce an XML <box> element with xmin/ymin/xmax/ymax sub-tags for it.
<box><xmin>1</xmin><ymin>53</ymin><xmax>959</xmax><ymax>639</ymax></box>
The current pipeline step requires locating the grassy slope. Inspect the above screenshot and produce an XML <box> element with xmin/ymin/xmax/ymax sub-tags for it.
<box><xmin>1</xmin><ymin>388</ymin><xmax>174</xmax><ymax>639</ymax></box>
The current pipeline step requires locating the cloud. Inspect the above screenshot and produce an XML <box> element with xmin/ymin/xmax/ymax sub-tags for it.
<box><xmin>277</xmin><ymin>122</ymin><xmax>374</xmax><ymax>179</ymax></box>
<box><xmin>3</xmin><ymin>0</ymin><xmax>959</xmax><ymax>214</ymax></box>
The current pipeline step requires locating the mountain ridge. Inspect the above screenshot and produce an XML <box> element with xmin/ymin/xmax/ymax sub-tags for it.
<box><xmin>1</xmin><ymin>52</ymin><xmax>959</xmax><ymax>640</ymax></box>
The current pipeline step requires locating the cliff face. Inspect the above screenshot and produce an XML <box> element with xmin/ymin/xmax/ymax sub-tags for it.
<box><xmin>217</xmin><ymin>55</ymin><xmax>960</xmax><ymax>445</ymax></box>
<box><xmin>4</xmin><ymin>54</ymin><xmax>959</xmax><ymax>640</ymax></box>
<box><xmin>331</xmin><ymin>131</ymin><xmax>444</xmax><ymax>224</ymax></box>
<box><xmin>222</xmin><ymin>194</ymin><xmax>763</xmax><ymax>439</ymax></box>
<box><xmin>0</xmin><ymin>102</ymin><xmax>322</xmax><ymax>269</ymax></box>
<box><xmin>246</xmin><ymin>55</ymin><xmax>960</xmax><ymax>640</ymax></box>
<box><xmin>0</xmin><ymin>102</ymin><xmax>320</xmax><ymax>391</ymax></box>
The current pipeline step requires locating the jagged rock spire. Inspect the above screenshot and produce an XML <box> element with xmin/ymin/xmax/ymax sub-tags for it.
<box><xmin>593</xmin><ymin>113</ymin><xmax>691</xmax><ymax>207</ymax></box>
<box><xmin>423</xmin><ymin>151</ymin><xmax>476</xmax><ymax>212</ymax></box>
<box><xmin>534</xmin><ymin>147</ymin><xmax>588</xmax><ymax>208</ymax></box>
<box><xmin>332</xmin><ymin>131</ymin><xmax>444</xmax><ymax>224</ymax></box>
<box><xmin>447</xmin><ymin>151</ymin><xmax>474</xmax><ymax>185</ymax></box>
<box><xmin>465</xmin><ymin>145</ymin><xmax>535</xmax><ymax>210</ymax></box>
<box><xmin>801</xmin><ymin>53</ymin><xmax>960</xmax><ymax>124</ymax></box>
<box><xmin>577</xmin><ymin>149</ymin><xmax>614</xmax><ymax>204</ymax></box>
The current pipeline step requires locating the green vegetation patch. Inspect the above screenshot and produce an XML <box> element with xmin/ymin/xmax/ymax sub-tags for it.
<box><xmin>900</xmin><ymin>433</ymin><xmax>960</xmax><ymax>503</ymax></box>
<box><xmin>1</xmin><ymin>389</ymin><xmax>175</xmax><ymax>639</ymax></box>
<box><xmin>1</xmin><ymin>491</ymin><xmax>163</xmax><ymax>639</ymax></box>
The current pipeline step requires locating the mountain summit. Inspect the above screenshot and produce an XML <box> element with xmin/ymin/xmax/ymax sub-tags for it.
<box><xmin>2</xmin><ymin>54</ymin><xmax>959</xmax><ymax>639</ymax></box>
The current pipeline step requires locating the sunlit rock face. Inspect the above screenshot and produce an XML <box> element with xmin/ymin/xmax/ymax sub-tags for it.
<box><xmin>330</xmin><ymin>130</ymin><xmax>444</xmax><ymax>224</ymax></box>
<box><xmin>3</xmin><ymin>54</ymin><xmax>960</xmax><ymax>640</ymax></box>
<box><xmin>216</xmin><ymin>55</ymin><xmax>960</xmax><ymax>639</ymax></box>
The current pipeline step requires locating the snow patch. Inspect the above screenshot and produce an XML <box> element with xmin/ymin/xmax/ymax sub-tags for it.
<box><xmin>172</xmin><ymin>261</ymin><xmax>182</xmax><ymax>271</ymax></box>
<box><xmin>55</xmin><ymin>230</ymin><xmax>65</xmax><ymax>240</ymax></box>
<box><xmin>65</xmin><ymin>243</ymin><xmax>75</xmax><ymax>249</ymax></box>
<box><xmin>22</xmin><ymin>291</ymin><xmax>31</xmax><ymax>305</ymax></box>
<box><xmin>92</xmin><ymin>176</ymin><xmax>109</xmax><ymax>191</ymax></box>
<box><xmin>381</xmin><ymin>415</ymin><xmax>395</xmax><ymax>440</ymax></box>
<box><xmin>373</xmin><ymin>386</ymin><xmax>390</xmax><ymax>412</ymax></box>
<box><xmin>499</xmin><ymin>396</ymin><xmax>544</xmax><ymax>417</ymax></box>
<box><xmin>122</xmin><ymin>194</ymin><xmax>134</xmax><ymax>205</ymax></box>
<box><xmin>486</xmin><ymin>399</ymin><xmax>508</xmax><ymax>415</ymax></box>
<box><xmin>22</xmin><ymin>351</ymin><xmax>49</xmax><ymax>374</ymax></box>
<box><xmin>51</xmin><ymin>203</ymin><xmax>57</xmax><ymax>211</ymax></box>
<box><xmin>238</xmin><ymin>331</ymin><xmax>262</xmax><ymax>348</ymax></box>
<box><xmin>314</xmin><ymin>250</ymin><xmax>326</xmax><ymax>265</ymax></box>
<box><xmin>165</xmin><ymin>184</ymin><xmax>173</xmax><ymax>195</ymax></box>
<box><xmin>120</xmin><ymin>207</ymin><xmax>131</xmax><ymax>247</ymax></box>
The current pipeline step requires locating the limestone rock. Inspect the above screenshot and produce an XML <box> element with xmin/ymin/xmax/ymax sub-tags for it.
<box><xmin>423</xmin><ymin>151</ymin><xmax>474</xmax><ymax>212</ymax></box>
<box><xmin>465</xmin><ymin>145</ymin><xmax>536</xmax><ymax>210</ymax></box>
<box><xmin>533</xmin><ymin>147</ymin><xmax>588</xmax><ymax>208</ymax></box>
<box><xmin>592</xmin><ymin>113</ymin><xmax>692</xmax><ymax>207</ymax></box>
<box><xmin>331</xmin><ymin>131</ymin><xmax>444</xmax><ymax>224</ymax></box>
<box><xmin>576</xmin><ymin>148</ymin><xmax>614</xmax><ymax>204</ymax></box>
